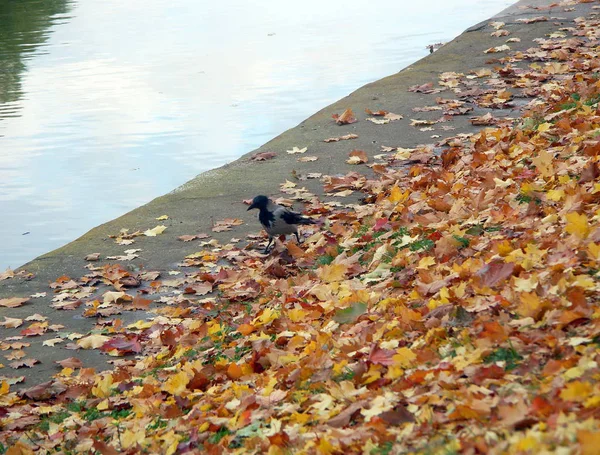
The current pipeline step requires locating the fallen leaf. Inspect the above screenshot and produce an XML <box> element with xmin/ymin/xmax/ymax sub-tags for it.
<box><xmin>0</xmin><ymin>297</ymin><xmax>29</xmax><ymax>308</ymax></box>
<box><xmin>143</xmin><ymin>225</ymin><xmax>167</xmax><ymax>236</ymax></box>
<box><xmin>286</xmin><ymin>146</ymin><xmax>307</xmax><ymax>155</ymax></box>
<box><xmin>250</xmin><ymin>151</ymin><xmax>277</xmax><ymax>161</ymax></box>
<box><xmin>298</xmin><ymin>156</ymin><xmax>318</xmax><ymax>162</ymax></box>
<box><xmin>332</xmin><ymin>108</ymin><xmax>358</xmax><ymax>125</ymax></box>
<box><xmin>0</xmin><ymin>317</ymin><xmax>23</xmax><ymax>328</ymax></box>
<box><xmin>324</xmin><ymin>133</ymin><xmax>358</xmax><ymax>143</ymax></box>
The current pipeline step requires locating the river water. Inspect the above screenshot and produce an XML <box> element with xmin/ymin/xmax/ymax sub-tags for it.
<box><xmin>0</xmin><ymin>0</ymin><xmax>513</xmax><ymax>270</ymax></box>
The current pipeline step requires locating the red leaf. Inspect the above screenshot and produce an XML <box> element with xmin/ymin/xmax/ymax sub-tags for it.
<box><xmin>251</xmin><ymin>151</ymin><xmax>277</xmax><ymax>161</ymax></box>
<box><xmin>475</xmin><ymin>261</ymin><xmax>515</xmax><ymax>288</ymax></box>
<box><xmin>100</xmin><ymin>336</ymin><xmax>142</xmax><ymax>355</ymax></box>
<box><xmin>369</xmin><ymin>346</ymin><xmax>395</xmax><ymax>366</ymax></box>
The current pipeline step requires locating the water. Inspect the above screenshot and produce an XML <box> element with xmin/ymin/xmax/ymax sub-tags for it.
<box><xmin>0</xmin><ymin>0</ymin><xmax>513</xmax><ymax>270</ymax></box>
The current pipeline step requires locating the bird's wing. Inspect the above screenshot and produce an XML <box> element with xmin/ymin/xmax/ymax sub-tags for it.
<box><xmin>279</xmin><ymin>208</ymin><xmax>314</xmax><ymax>225</ymax></box>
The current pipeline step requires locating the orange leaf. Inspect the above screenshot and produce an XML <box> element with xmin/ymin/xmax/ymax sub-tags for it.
<box><xmin>237</xmin><ymin>324</ymin><xmax>255</xmax><ymax>336</ymax></box>
<box><xmin>226</xmin><ymin>363</ymin><xmax>243</xmax><ymax>380</ymax></box>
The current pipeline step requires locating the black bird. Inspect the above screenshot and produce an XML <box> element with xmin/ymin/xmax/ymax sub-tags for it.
<box><xmin>247</xmin><ymin>195</ymin><xmax>316</xmax><ymax>253</ymax></box>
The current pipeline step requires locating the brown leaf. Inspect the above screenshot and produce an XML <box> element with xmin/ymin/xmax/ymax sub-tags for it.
<box><xmin>251</xmin><ymin>151</ymin><xmax>277</xmax><ymax>161</ymax></box>
<box><xmin>379</xmin><ymin>405</ymin><xmax>415</xmax><ymax>424</ymax></box>
<box><xmin>56</xmin><ymin>357</ymin><xmax>83</xmax><ymax>369</ymax></box>
<box><xmin>20</xmin><ymin>380</ymin><xmax>67</xmax><ymax>400</ymax></box>
<box><xmin>365</xmin><ymin>108</ymin><xmax>388</xmax><ymax>116</ymax></box>
<box><xmin>178</xmin><ymin>235</ymin><xmax>199</xmax><ymax>242</ymax></box>
<box><xmin>475</xmin><ymin>261</ymin><xmax>515</xmax><ymax>288</ymax></box>
<box><xmin>332</xmin><ymin>108</ymin><xmax>358</xmax><ymax>125</ymax></box>
<box><xmin>324</xmin><ymin>133</ymin><xmax>358</xmax><ymax>143</ymax></box>
<box><xmin>84</xmin><ymin>253</ymin><xmax>101</xmax><ymax>261</ymax></box>
<box><xmin>0</xmin><ymin>297</ymin><xmax>29</xmax><ymax>308</ymax></box>
<box><xmin>328</xmin><ymin>400</ymin><xmax>369</xmax><ymax>428</ymax></box>
<box><xmin>470</xmin><ymin>112</ymin><xmax>499</xmax><ymax>126</ymax></box>
<box><xmin>347</xmin><ymin>150</ymin><xmax>368</xmax><ymax>165</ymax></box>
<box><xmin>9</xmin><ymin>358</ymin><xmax>40</xmax><ymax>369</ymax></box>
<box><xmin>93</xmin><ymin>440</ymin><xmax>120</xmax><ymax>455</ymax></box>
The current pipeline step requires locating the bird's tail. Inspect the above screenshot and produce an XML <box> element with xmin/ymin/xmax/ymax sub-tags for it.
<box><xmin>298</xmin><ymin>217</ymin><xmax>317</xmax><ymax>225</ymax></box>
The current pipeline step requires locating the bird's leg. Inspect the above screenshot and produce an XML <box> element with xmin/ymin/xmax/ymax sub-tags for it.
<box><xmin>295</xmin><ymin>232</ymin><xmax>302</xmax><ymax>244</ymax></box>
<box><xmin>263</xmin><ymin>236</ymin><xmax>274</xmax><ymax>254</ymax></box>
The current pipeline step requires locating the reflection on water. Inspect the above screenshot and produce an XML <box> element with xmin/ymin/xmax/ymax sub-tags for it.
<box><xmin>0</xmin><ymin>0</ymin><xmax>513</xmax><ymax>270</ymax></box>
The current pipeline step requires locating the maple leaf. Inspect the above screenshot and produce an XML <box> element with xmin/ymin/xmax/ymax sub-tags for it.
<box><xmin>324</xmin><ymin>133</ymin><xmax>358</xmax><ymax>143</ymax></box>
<box><xmin>92</xmin><ymin>373</ymin><xmax>113</xmax><ymax>398</ymax></box>
<box><xmin>0</xmin><ymin>268</ymin><xmax>14</xmax><ymax>281</ymax></box>
<box><xmin>0</xmin><ymin>297</ymin><xmax>29</xmax><ymax>308</ymax></box>
<box><xmin>0</xmin><ymin>317</ymin><xmax>23</xmax><ymax>328</ymax></box>
<box><xmin>346</xmin><ymin>150</ymin><xmax>368</xmax><ymax>165</ymax></box>
<box><xmin>9</xmin><ymin>358</ymin><xmax>39</xmax><ymax>369</ymax></box>
<box><xmin>408</xmin><ymin>82</ymin><xmax>442</xmax><ymax>94</ymax></box>
<box><xmin>143</xmin><ymin>225</ymin><xmax>167</xmax><ymax>236</ymax></box>
<box><xmin>470</xmin><ymin>112</ymin><xmax>498</xmax><ymax>125</ymax></box>
<box><xmin>286</xmin><ymin>146</ymin><xmax>307</xmax><ymax>154</ymax></box>
<box><xmin>484</xmin><ymin>45</ymin><xmax>510</xmax><ymax>53</ymax></box>
<box><xmin>475</xmin><ymin>261</ymin><xmax>515</xmax><ymax>288</ymax></box>
<box><xmin>298</xmin><ymin>156</ymin><xmax>318</xmax><ymax>162</ymax></box>
<box><xmin>565</xmin><ymin>212</ymin><xmax>590</xmax><ymax>239</ymax></box>
<box><xmin>531</xmin><ymin>149</ymin><xmax>554</xmax><ymax>178</ymax></box>
<box><xmin>162</xmin><ymin>370</ymin><xmax>190</xmax><ymax>395</ymax></box>
<box><xmin>42</xmin><ymin>338</ymin><xmax>64</xmax><ymax>347</ymax></box>
<box><xmin>20</xmin><ymin>380</ymin><xmax>66</xmax><ymax>400</ymax></box>
<box><xmin>332</xmin><ymin>108</ymin><xmax>358</xmax><ymax>125</ymax></box>
<box><xmin>77</xmin><ymin>334</ymin><xmax>110</xmax><ymax>349</ymax></box>
<box><xmin>100</xmin><ymin>336</ymin><xmax>142</xmax><ymax>355</ymax></box>
<box><xmin>56</xmin><ymin>357</ymin><xmax>83</xmax><ymax>369</ymax></box>
<box><xmin>334</xmin><ymin>302</ymin><xmax>367</xmax><ymax>324</ymax></box>
<box><xmin>318</xmin><ymin>264</ymin><xmax>347</xmax><ymax>282</ymax></box>
<box><xmin>84</xmin><ymin>252</ymin><xmax>100</xmax><ymax>261</ymax></box>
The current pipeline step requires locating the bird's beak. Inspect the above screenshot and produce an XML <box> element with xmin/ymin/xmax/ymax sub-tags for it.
<box><xmin>247</xmin><ymin>203</ymin><xmax>255</xmax><ymax>211</ymax></box>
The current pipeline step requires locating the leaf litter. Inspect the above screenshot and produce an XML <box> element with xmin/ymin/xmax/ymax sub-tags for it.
<box><xmin>2</xmin><ymin>7</ymin><xmax>600</xmax><ymax>454</ymax></box>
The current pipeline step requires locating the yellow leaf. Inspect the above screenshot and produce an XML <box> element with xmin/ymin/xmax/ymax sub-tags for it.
<box><xmin>565</xmin><ymin>212</ymin><xmax>590</xmax><ymax>239</ymax></box>
<box><xmin>252</xmin><ymin>307</ymin><xmax>280</xmax><ymax>327</ymax></box>
<box><xmin>578</xmin><ymin>430</ymin><xmax>600</xmax><ymax>455</ymax></box>
<box><xmin>318</xmin><ymin>263</ymin><xmax>347</xmax><ymax>282</ymax></box>
<box><xmin>388</xmin><ymin>186</ymin><xmax>410</xmax><ymax>204</ymax></box>
<box><xmin>97</xmin><ymin>399</ymin><xmax>109</xmax><ymax>411</ymax></box>
<box><xmin>0</xmin><ymin>381</ymin><xmax>9</xmax><ymax>396</ymax></box>
<box><xmin>121</xmin><ymin>429</ymin><xmax>146</xmax><ymax>449</ymax></box>
<box><xmin>77</xmin><ymin>334</ymin><xmax>110</xmax><ymax>349</ymax></box>
<box><xmin>416</xmin><ymin>256</ymin><xmax>436</xmax><ymax>270</ymax></box>
<box><xmin>393</xmin><ymin>347</ymin><xmax>416</xmax><ymax>367</ymax></box>
<box><xmin>588</xmin><ymin>243</ymin><xmax>600</xmax><ymax>261</ymax></box>
<box><xmin>513</xmin><ymin>276</ymin><xmax>538</xmax><ymax>292</ymax></box>
<box><xmin>162</xmin><ymin>430</ymin><xmax>180</xmax><ymax>455</ymax></box>
<box><xmin>156</xmin><ymin>215</ymin><xmax>169</xmax><ymax>220</ymax></box>
<box><xmin>546</xmin><ymin>189</ymin><xmax>564</xmax><ymax>201</ymax></box>
<box><xmin>92</xmin><ymin>374</ymin><xmax>113</xmax><ymax>398</ymax></box>
<box><xmin>560</xmin><ymin>381</ymin><xmax>593</xmax><ymax>402</ymax></box>
<box><xmin>516</xmin><ymin>435</ymin><xmax>538</xmax><ymax>451</ymax></box>
<box><xmin>360</xmin><ymin>393</ymin><xmax>395</xmax><ymax>419</ymax></box>
<box><xmin>161</xmin><ymin>370</ymin><xmax>190</xmax><ymax>395</ymax></box>
<box><xmin>517</xmin><ymin>292</ymin><xmax>542</xmax><ymax>320</ymax></box>
<box><xmin>536</xmin><ymin>122</ymin><xmax>552</xmax><ymax>133</ymax></box>
<box><xmin>288</xmin><ymin>308</ymin><xmax>308</xmax><ymax>322</ymax></box>
<box><xmin>144</xmin><ymin>225</ymin><xmax>167</xmax><ymax>236</ymax></box>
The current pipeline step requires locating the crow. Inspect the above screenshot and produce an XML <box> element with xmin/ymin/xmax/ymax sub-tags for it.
<box><xmin>247</xmin><ymin>195</ymin><xmax>316</xmax><ymax>253</ymax></box>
